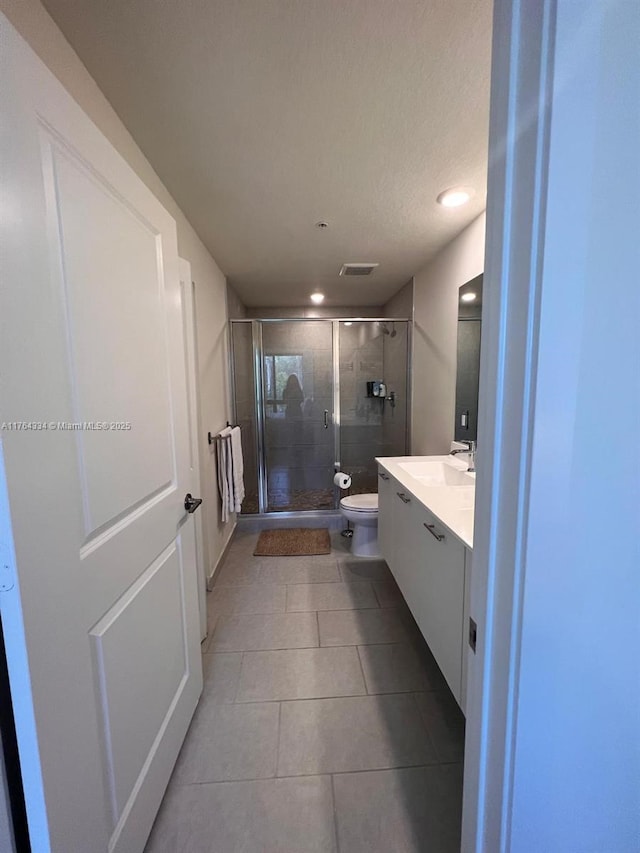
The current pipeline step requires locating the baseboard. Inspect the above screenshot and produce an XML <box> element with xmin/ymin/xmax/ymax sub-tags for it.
<box><xmin>206</xmin><ymin>521</ymin><xmax>237</xmax><ymax>590</ymax></box>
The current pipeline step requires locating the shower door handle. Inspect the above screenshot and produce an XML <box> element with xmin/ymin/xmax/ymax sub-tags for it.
<box><xmin>323</xmin><ymin>410</ymin><xmax>329</xmax><ymax>429</ymax></box>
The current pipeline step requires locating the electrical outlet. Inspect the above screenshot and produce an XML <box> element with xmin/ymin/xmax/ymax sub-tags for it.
<box><xmin>469</xmin><ymin>618</ymin><xmax>477</xmax><ymax>653</ymax></box>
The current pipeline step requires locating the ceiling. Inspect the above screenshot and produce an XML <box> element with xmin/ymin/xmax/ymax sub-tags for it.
<box><xmin>42</xmin><ymin>0</ymin><xmax>493</xmax><ymax>307</ymax></box>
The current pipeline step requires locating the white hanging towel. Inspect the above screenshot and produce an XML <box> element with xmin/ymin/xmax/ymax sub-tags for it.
<box><xmin>216</xmin><ymin>427</ymin><xmax>233</xmax><ymax>522</ymax></box>
<box><xmin>230</xmin><ymin>426</ymin><xmax>245</xmax><ymax>512</ymax></box>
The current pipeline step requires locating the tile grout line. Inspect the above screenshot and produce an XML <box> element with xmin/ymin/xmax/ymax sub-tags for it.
<box><xmin>275</xmin><ymin>701</ymin><xmax>283</xmax><ymax>778</ymax></box>
<box><xmin>204</xmin><ymin>639</ymin><xmax>414</xmax><ymax>657</ymax></box>
<box><xmin>330</xmin><ymin>774</ymin><xmax>341</xmax><ymax>853</ymax></box>
<box><xmin>230</xmin><ymin>652</ymin><xmax>244</xmax><ymax>704</ymax></box>
<box><xmin>354</xmin><ymin>645</ymin><xmax>370</xmax><ymax>695</ymax></box>
<box><xmin>214</xmin><ymin>640</ymin><xmax>410</xmax><ymax>652</ymax></box>
<box><xmin>170</xmin><ymin>762</ymin><xmax>461</xmax><ymax>790</ymax></box>
<box><xmin>175</xmin><ymin>753</ymin><xmax>444</xmax><ymax>790</ymax></box>
<box><xmin>213</xmin><ymin>579</ymin><xmax>371</xmax><ymax>586</ymax></box>
<box><xmin>289</xmin><ymin>605</ymin><xmax>382</xmax><ymax>613</ymax></box>
<box><xmin>215</xmin><ymin>687</ymin><xmax>430</xmax><ymax>706</ymax></box>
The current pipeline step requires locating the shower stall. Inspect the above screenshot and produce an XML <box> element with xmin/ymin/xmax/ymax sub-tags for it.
<box><xmin>230</xmin><ymin>318</ymin><xmax>411</xmax><ymax>515</ymax></box>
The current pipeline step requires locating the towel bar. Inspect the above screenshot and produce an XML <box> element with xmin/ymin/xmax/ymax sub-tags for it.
<box><xmin>208</xmin><ymin>422</ymin><xmax>239</xmax><ymax>445</ymax></box>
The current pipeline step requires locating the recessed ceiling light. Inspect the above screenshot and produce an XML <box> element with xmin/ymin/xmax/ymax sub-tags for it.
<box><xmin>344</xmin><ymin>321</ymin><xmax>353</xmax><ymax>326</ymax></box>
<box><xmin>316</xmin><ymin>221</ymin><xmax>329</xmax><ymax>229</ymax></box>
<box><xmin>461</xmin><ymin>292</ymin><xmax>476</xmax><ymax>302</ymax></box>
<box><xmin>437</xmin><ymin>187</ymin><xmax>474</xmax><ymax>208</ymax></box>
<box><xmin>310</xmin><ymin>292</ymin><xmax>325</xmax><ymax>304</ymax></box>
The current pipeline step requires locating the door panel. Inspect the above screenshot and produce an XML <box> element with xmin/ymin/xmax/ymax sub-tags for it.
<box><xmin>89</xmin><ymin>542</ymin><xmax>186</xmax><ymax>822</ymax></box>
<box><xmin>0</xmin><ymin>18</ymin><xmax>202</xmax><ymax>853</ymax></box>
<box><xmin>43</xmin><ymin>130</ymin><xmax>175</xmax><ymax>538</ymax></box>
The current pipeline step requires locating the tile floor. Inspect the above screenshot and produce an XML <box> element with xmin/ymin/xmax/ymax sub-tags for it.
<box><xmin>145</xmin><ymin>522</ymin><xmax>465</xmax><ymax>853</ymax></box>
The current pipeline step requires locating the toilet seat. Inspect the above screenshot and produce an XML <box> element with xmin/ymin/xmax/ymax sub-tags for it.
<box><xmin>340</xmin><ymin>493</ymin><xmax>378</xmax><ymax>513</ymax></box>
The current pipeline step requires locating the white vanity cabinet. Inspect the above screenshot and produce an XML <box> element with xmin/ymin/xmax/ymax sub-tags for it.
<box><xmin>412</xmin><ymin>507</ymin><xmax>465</xmax><ymax>704</ymax></box>
<box><xmin>377</xmin><ymin>462</ymin><xmax>468</xmax><ymax>708</ymax></box>
<box><xmin>377</xmin><ymin>467</ymin><xmax>396</xmax><ymax>566</ymax></box>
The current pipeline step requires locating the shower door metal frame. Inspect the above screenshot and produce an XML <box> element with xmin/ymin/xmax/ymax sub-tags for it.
<box><xmin>229</xmin><ymin>317</ymin><xmax>412</xmax><ymax>517</ymax></box>
<box><xmin>332</xmin><ymin>320</ymin><xmax>341</xmax><ymax>490</ymax></box>
<box><xmin>252</xmin><ymin>320</ymin><xmax>268</xmax><ymax>514</ymax></box>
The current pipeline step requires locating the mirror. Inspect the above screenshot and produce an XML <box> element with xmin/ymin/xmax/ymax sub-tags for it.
<box><xmin>454</xmin><ymin>273</ymin><xmax>483</xmax><ymax>442</ymax></box>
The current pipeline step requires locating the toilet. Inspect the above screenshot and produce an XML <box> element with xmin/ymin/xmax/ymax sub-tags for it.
<box><xmin>339</xmin><ymin>493</ymin><xmax>380</xmax><ymax>557</ymax></box>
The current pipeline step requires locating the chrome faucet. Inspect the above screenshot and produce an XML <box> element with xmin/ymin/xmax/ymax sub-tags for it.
<box><xmin>450</xmin><ymin>440</ymin><xmax>476</xmax><ymax>473</ymax></box>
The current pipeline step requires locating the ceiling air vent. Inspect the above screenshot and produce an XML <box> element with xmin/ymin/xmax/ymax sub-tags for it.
<box><xmin>339</xmin><ymin>263</ymin><xmax>379</xmax><ymax>277</ymax></box>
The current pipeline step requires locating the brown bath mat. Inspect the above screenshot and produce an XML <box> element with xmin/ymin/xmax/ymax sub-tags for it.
<box><xmin>254</xmin><ymin>527</ymin><xmax>331</xmax><ymax>556</ymax></box>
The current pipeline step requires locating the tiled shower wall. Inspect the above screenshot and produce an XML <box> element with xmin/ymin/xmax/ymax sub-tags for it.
<box><xmin>339</xmin><ymin>323</ymin><xmax>384</xmax><ymax>494</ymax></box>
<box><xmin>340</xmin><ymin>322</ymin><xmax>409</xmax><ymax>494</ymax></box>
<box><xmin>382</xmin><ymin>324</ymin><xmax>410</xmax><ymax>459</ymax></box>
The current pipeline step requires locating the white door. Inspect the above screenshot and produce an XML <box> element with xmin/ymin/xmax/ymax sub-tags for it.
<box><xmin>0</xmin><ymin>18</ymin><xmax>203</xmax><ymax>853</ymax></box>
<box><xmin>178</xmin><ymin>258</ymin><xmax>207</xmax><ymax>642</ymax></box>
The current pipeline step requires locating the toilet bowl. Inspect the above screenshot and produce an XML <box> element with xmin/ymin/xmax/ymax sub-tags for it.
<box><xmin>339</xmin><ymin>493</ymin><xmax>380</xmax><ymax>558</ymax></box>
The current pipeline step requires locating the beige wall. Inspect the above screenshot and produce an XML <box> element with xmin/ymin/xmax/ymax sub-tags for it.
<box><xmin>411</xmin><ymin>213</ymin><xmax>486</xmax><ymax>454</ymax></box>
<box><xmin>383</xmin><ymin>279</ymin><xmax>414</xmax><ymax>319</ymax></box>
<box><xmin>226</xmin><ymin>284</ymin><xmax>247</xmax><ymax>319</ymax></box>
<box><xmin>245</xmin><ymin>306</ymin><xmax>383</xmax><ymax>319</ymax></box>
<box><xmin>2</xmin><ymin>0</ymin><xmax>235</xmax><ymax>577</ymax></box>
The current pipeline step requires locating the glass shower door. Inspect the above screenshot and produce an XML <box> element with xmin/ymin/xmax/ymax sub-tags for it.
<box><xmin>261</xmin><ymin>321</ymin><xmax>335</xmax><ymax>512</ymax></box>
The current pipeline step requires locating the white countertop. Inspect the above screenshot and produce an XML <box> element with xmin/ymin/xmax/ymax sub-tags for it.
<box><xmin>375</xmin><ymin>455</ymin><xmax>475</xmax><ymax>550</ymax></box>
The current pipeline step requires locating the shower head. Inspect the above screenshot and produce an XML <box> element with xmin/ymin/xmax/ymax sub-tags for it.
<box><xmin>378</xmin><ymin>322</ymin><xmax>397</xmax><ymax>337</ymax></box>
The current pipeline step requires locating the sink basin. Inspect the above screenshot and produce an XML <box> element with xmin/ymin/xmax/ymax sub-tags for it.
<box><xmin>397</xmin><ymin>459</ymin><xmax>475</xmax><ymax>486</ymax></box>
<box><xmin>450</xmin><ymin>486</ymin><xmax>476</xmax><ymax>509</ymax></box>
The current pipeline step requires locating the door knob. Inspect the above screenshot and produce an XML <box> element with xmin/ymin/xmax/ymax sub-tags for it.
<box><xmin>184</xmin><ymin>493</ymin><xmax>203</xmax><ymax>513</ymax></box>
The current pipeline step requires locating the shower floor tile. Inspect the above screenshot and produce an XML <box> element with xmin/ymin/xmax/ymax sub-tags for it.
<box><xmin>267</xmin><ymin>488</ymin><xmax>335</xmax><ymax>512</ymax></box>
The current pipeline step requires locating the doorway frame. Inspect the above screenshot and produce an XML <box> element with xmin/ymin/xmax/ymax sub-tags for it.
<box><xmin>461</xmin><ymin>0</ymin><xmax>558</xmax><ymax>848</ymax></box>
<box><xmin>178</xmin><ymin>259</ymin><xmax>207</xmax><ymax>643</ymax></box>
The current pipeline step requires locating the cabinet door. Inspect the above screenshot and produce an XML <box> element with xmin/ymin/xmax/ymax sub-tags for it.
<box><xmin>388</xmin><ymin>484</ymin><xmax>419</xmax><ymax>602</ymax></box>
<box><xmin>460</xmin><ymin>548</ymin><xmax>472</xmax><ymax>714</ymax></box>
<box><xmin>411</xmin><ymin>508</ymin><xmax>465</xmax><ymax>702</ymax></box>
<box><xmin>377</xmin><ymin>467</ymin><xmax>396</xmax><ymax>567</ymax></box>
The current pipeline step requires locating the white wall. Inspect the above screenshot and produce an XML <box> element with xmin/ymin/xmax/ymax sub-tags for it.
<box><xmin>411</xmin><ymin>214</ymin><xmax>486</xmax><ymax>454</ymax></box>
<box><xmin>1</xmin><ymin>0</ymin><xmax>236</xmax><ymax>578</ymax></box>
<box><xmin>383</xmin><ymin>279</ymin><xmax>414</xmax><ymax>320</ymax></box>
<box><xmin>244</xmin><ymin>306</ymin><xmax>383</xmax><ymax>318</ymax></box>
<box><xmin>226</xmin><ymin>284</ymin><xmax>247</xmax><ymax>320</ymax></box>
